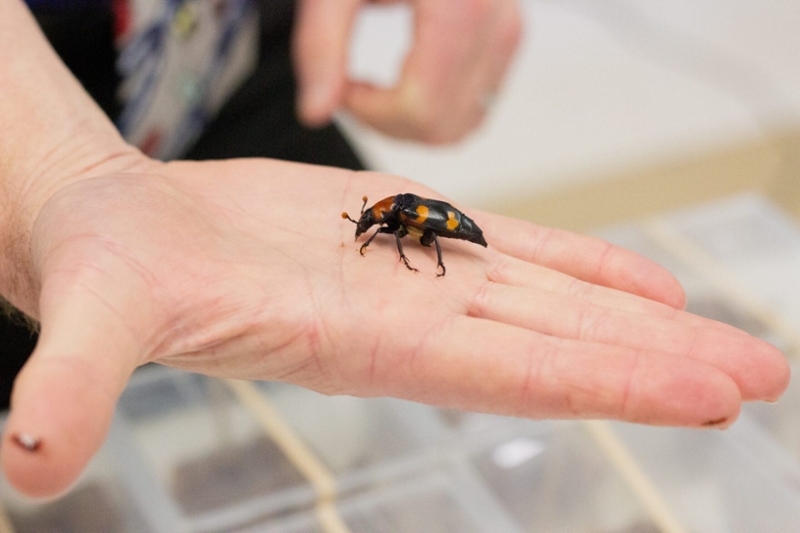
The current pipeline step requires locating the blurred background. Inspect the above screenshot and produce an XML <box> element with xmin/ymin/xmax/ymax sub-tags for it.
<box><xmin>3</xmin><ymin>1</ymin><xmax>800</xmax><ymax>532</ymax></box>
<box><xmin>341</xmin><ymin>0</ymin><xmax>800</xmax><ymax>228</ymax></box>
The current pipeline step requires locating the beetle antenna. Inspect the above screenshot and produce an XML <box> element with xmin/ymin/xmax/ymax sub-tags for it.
<box><xmin>341</xmin><ymin>212</ymin><xmax>357</xmax><ymax>224</ymax></box>
<box><xmin>360</xmin><ymin>196</ymin><xmax>368</xmax><ymax>215</ymax></box>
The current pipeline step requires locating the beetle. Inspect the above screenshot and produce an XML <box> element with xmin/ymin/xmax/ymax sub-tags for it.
<box><xmin>341</xmin><ymin>193</ymin><xmax>487</xmax><ymax>276</ymax></box>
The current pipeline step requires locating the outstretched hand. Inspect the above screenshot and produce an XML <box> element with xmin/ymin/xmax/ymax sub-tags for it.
<box><xmin>1</xmin><ymin>158</ymin><xmax>789</xmax><ymax>498</ymax></box>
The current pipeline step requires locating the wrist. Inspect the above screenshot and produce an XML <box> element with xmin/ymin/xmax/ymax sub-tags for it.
<box><xmin>0</xmin><ymin>135</ymin><xmax>153</xmax><ymax>315</ymax></box>
<box><xmin>0</xmin><ymin>1</ymin><xmax>157</xmax><ymax>313</ymax></box>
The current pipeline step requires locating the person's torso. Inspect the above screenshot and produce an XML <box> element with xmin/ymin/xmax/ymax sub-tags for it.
<box><xmin>27</xmin><ymin>0</ymin><xmax>294</xmax><ymax>160</ymax></box>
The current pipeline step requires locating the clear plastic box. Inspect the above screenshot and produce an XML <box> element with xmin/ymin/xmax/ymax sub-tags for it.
<box><xmin>471</xmin><ymin>422</ymin><xmax>657</xmax><ymax>533</ymax></box>
<box><xmin>237</xmin><ymin>469</ymin><xmax>519</xmax><ymax>533</ymax></box>
<box><xmin>435</xmin><ymin>407</ymin><xmax>522</xmax><ymax>436</ymax></box>
<box><xmin>665</xmin><ymin>194</ymin><xmax>800</xmax><ymax>331</ymax></box>
<box><xmin>742</xmin><ymin>362</ymin><xmax>800</xmax><ymax>465</ymax></box>
<box><xmin>254</xmin><ymin>381</ymin><xmax>444</xmax><ymax>486</ymax></box>
<box><xmin>596</xmin><ymin>221</ymin><xmax>795</xmax><ymax>352</ymax></box>
<box><xmin>609</xmin><ymin>421</ymin><xmax>800</xmax><ymax>532</ymax></box>
<box><xmin>115</xmin><ymin>367</ymin><xmax>316</xmax><ymax>532</ymax></box>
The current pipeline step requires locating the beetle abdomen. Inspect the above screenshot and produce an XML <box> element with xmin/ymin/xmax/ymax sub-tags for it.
<box><xmin>398</xmin><ymin>197</ymin><xmax>487</xmax><ymax>247</ymax></box>
<box><xmin>450</xmin><ymin>213</ymin><xmax>488</xmax><ymax>246</ymax></box>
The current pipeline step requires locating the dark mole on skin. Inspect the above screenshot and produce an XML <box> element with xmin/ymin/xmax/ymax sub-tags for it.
<box><xmin>12</xmin><ymin>433</ymin><xmax>42</xmax><ymax>452</ymax></box>
<box><xmin>702</xmin><ymin>417</ymin><xmax>728</xmax><ymax>427</ymax></box>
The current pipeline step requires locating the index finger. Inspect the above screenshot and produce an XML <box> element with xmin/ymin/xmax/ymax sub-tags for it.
<box><xmin>293</xmin><ymin>0</ymin><xmax>362</xmax><ymax>126</ymax></box>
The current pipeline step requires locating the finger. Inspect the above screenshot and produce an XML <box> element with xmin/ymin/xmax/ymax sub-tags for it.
<box><xmin>344</xmin><ymin>0</ymin><xmax>492</xmax><ymax>143</ymax></box>
<box><xmin>345</xmin><ymin>79</ymin><xmax>485</xmax><ymax>144</ymax></box>
<box><xmin>1</xmin><ymin>277</ymin><xmax>145</xmax><ymax>497</ymax></box>
<box><xmin>343</xmin><ymin>81</ymin><xmax>416</xmax><ymax>138</ymax></box>
<box><xmin>482</xmin><ymin>0</ymin><xmax>523</xmax><ymax>93</ymax></box>
<box><xmin>488</xmin><ymin>254</ymin><xmax>745</xmax><ymax>334</ymax></box>
<box><xmin>374</xmin><ymin>316</ymin><xmax>741</xmax><ymax>427</ymax></box>
<box><xmin>476</xmin><ymin>211</ymin><xmax>688</xmax><ymax>309</ymax></box>
<box><xmin>293</xmin><ymin>0</ymin><xmax>362</xmax><ymax>126</ymax></box>
<box><xmin>466</xmin><ymin>0</ymin><xmax>523</xmax><ymax>105</ymax></box>
<box><xmin>468</xmin><ymin>283</ymin><xmax>790</xmax><ymax>401</ymax></box>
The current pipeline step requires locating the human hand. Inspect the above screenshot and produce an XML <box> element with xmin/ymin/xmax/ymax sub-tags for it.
<box><xmin>1</xmin><ymin>157</ymin><xmax>789</xmax><ymax>498</ymax></box>
<box><xmin>293</xmin><ymin>0</ymin><xmax>523</xmax><ymax>143</ymax></box>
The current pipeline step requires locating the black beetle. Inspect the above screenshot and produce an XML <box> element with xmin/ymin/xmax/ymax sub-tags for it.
<box><xmin>342</xmin><ymin>193</ymin><xmax>487</xmax><ymax>276</ymax></box>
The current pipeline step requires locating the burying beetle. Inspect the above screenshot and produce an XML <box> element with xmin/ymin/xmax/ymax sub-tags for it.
<box><xmin>342</xmin><ymin>193</ymin><xmax>488</xmax><ymax>276</ymax></box>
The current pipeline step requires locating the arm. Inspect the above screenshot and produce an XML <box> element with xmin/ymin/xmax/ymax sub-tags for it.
<box><xmin>0</xmin><ymin>0</ymin><xmax>153</xmax><ymax>312</ymax></box>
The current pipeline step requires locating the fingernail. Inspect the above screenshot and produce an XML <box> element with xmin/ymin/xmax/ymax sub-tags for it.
<box><xmin>12</xmin><ymin>433</ymin><xmax>42</xmax><ymax>452</ymax></box>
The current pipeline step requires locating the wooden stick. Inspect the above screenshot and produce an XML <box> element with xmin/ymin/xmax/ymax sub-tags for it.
<box><xmin>583</xmin><ymin>420</ymin><xmax>688</xmax><ymax>533</ymax></box>
<box><xmin>0</xmin><ymin>502</ymin><xmax>15</xmax><ymax>533</ymax></box>
<box><xmin>224</xmin><ymin>379</ymin><xmax>352</xmax><ymax>533</ymax></box>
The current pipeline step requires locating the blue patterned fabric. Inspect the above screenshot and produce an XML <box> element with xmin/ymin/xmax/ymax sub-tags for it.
<box><xmin>27</xmin><ymin>0</ymin><xmax>259</xmax><ymax>160</ymax></box>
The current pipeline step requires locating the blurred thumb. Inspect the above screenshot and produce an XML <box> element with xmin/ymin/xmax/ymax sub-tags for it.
<box><xmin>293</xmin><ymin>0</ymin><xmax>362</xmax><ymax>126</ymax></box>
<box><xmin>1</xmin><ymin>282</ymin><xmax>144</xmax><ymax>498</ymax></box>
<box><xmin>344</xmin><ymin>80</ymin><xmax>411</xmax><ymax>138</ymax></box>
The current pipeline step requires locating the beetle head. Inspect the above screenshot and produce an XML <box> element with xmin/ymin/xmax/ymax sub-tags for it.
<box><xmin>341</xmin><ymin>196</ymin><xmax>375</xmax><ymax>240</ymax></box>
<box><xmin>353</xmin><ymin>211</ymin><xmax>375</xmax><ymax>238</ymax></box>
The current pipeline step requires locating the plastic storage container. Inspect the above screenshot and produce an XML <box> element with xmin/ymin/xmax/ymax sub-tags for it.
<box><xmin>114</xmin><ymin>368</ymin><xmax>316</xmax><ymax>533</ymax></box>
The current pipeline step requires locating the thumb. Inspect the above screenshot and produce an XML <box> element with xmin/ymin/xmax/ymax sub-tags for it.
<box><xmin>1</xmin><ymin>282</ymin><xmax>144</xmax><ymax>498</ymax></box>
<box><xmin>293</xmin><ymin>0</ymin><xmax>362</xmax><ymax>126</ymax></box>
<box><xmin>344</xmin><ymin>80</ymin><xmax>416</xmax><ymax>139</ymax></box>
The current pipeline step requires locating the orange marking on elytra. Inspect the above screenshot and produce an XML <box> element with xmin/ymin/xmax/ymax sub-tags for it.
<box><xmin>415</xmin><ymin>205</ymin><xmax>429</xmax><ymax>223</ymax></box>
<box><xmin>446</xmin><ymin>211</ymin><xmax>459</xmax><ymax>230</ymax></box>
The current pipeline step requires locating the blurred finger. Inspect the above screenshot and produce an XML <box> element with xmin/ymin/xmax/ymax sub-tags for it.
<box><xmin>293</xmin><ymin>0</ymin><xmax>362</xmax><ymax>126</ymax></box>
<box><xmin>490</xmin><ymin>0</ymin><xmax>523</xmax><ymax>86</ymax></box>
<box><xmin>344</xmin><ymin>0</ymin><xmax>497</xmax><ymax>142</ymax></box>
<box><xmin>469</xmin><ymin>0</ymin><xmax>523</xmax><ymax>105</ymax></box>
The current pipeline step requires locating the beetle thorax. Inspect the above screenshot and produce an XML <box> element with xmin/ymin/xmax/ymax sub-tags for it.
<box><xmin>370</xmin><ymin>196</ymin><xmax>397</xmax><ymax>222</ymax></box>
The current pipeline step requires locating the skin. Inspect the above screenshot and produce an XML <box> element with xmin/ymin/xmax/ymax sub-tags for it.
<box><xmin>294</xmin><ymin>0</ymin><xmax>524</xmax><ymax>142</ymax></box>
<box><xmin>0</xmin><ymin>0</ymin><xmax>790</xmax><ymax>498</ymax></box>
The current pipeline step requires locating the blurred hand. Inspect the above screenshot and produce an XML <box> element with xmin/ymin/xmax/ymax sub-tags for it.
<box><xmin>1</xmin><ymin>157</ymin><xmax>789</xmax><ymax>498</ymax></box>
<box><xmin>293</xmin><ymin>0</ymin><xmax>523</xmax><ymax>143</ymax></box>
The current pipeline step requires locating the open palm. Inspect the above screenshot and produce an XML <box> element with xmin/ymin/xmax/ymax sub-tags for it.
<box><xmin>2</xmin><ymin>157</ymin><xmax>788</xmax><ymax>497</ymax></box>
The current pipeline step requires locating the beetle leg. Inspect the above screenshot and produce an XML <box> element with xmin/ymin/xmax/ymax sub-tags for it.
<box><xmin>420</xmin><ymin>230</ymin><xmax>434</xmax><ymax>247</ymax></box>
<box><xmin>394</xmin><ymin>231</ymin><xmax>418</xmax><ymax>272</ymax></box>
<box><xmin>359</xmin><ymin>226</ymin><xmax>392</xmax><ymax>255</ymax></box>
<box><xmin>431</xmin><ymin>233</ymin><xmax>446</xmax><ymax>277</ymax></box>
